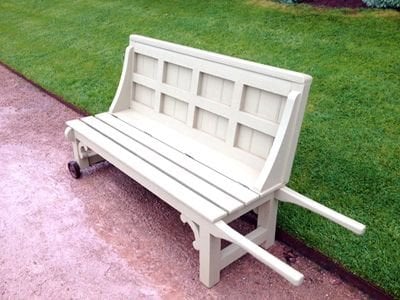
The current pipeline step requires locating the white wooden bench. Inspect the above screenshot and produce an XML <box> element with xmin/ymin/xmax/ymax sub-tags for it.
<box><xmin>65</xmin><ymin>35</ymin><xmax>366</xmax><ymax>287</ymax></box>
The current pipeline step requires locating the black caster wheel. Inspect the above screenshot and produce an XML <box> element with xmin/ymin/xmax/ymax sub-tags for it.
<box><xmin>67</xmin><ymin>161</ymin><xmax>81</xmax><ymax>179</ymax></box>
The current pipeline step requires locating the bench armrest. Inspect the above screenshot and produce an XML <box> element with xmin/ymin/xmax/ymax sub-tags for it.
<box><xmin>255</xmin><ymin>91</ymin><xmax>302</xmax><ymax>192</ymax></box>
<box><xmin>109</xmin><ymin>45</ymin><xmax>135</xmax><ymax>113</ymax></box>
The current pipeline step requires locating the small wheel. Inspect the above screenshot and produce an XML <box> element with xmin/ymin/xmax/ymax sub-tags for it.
<box><xmin>68</xmin><ymin>161</ymin><xmax>81</xmax><ymax>179</ymax></box>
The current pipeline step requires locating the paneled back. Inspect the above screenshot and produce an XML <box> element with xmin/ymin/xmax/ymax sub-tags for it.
<box><xmin>110</xmin><ymin>35</ymin><xmax>312</xmax><ymax>184</ymax></box>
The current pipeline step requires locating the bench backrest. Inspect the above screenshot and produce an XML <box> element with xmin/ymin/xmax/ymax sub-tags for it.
<box><xmin>110</xmin><ymin>35</ymin><xmax>312</xmax><ymax>192</ymax></box>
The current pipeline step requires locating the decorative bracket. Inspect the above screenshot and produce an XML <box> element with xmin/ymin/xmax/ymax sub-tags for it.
<box><xmin>64</xmin><ymin>127</ymin><xmax>91</xmax><ymax>159</ymax></box>
<box><xmin>64</xmin><ymin>127</ymin><xmax>75</xmax><ymax>141</ymax></box>
<box><xmin>75</xmin><ymin>141</ymin><xmax>97</xmax><ymax>160</ymax></box>
<box><xmin>180</xmin><ymin>214</ymin><xmax>200</xmax><ymax>251</ymax></box>
<box><xmin>78</xmin><ymin>142</ymin><xmax>91</xmax><ymax>159</ymax></box>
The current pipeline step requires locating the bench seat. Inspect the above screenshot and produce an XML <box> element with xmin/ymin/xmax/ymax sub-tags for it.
<box><xmin>114</xmin><ymin>109</ymin><xmax>262</xmax><ymax>188</ymax></box>
<box><xmin>67</xmin><ymin>111</ymin><xmax>260</xmax><ymax>223</ymax></box>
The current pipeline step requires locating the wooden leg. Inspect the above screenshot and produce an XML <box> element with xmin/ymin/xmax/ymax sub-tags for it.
<box><xmin>71</xmin><ymin>140</ymin><xmax>90</xmax><ymax>168</ymax></box>
<box><xmin>257</xmin><ymin>199</ymin><xmax>278</xmax><ymax>249</ymax></box>
<box><xmin>65</xmin><ymin>127</ymin><xmax>104</xmax><ymax>170</ymax></box>
<box><xmin>199</xmin><ymin>227</ymin><xmax>221</xmax><ymax>288</ymax></box>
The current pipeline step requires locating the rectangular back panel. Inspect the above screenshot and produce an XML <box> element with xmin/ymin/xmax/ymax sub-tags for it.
<box><xmin>123</xmin><ymin>35</ymin><xmax>311</xmax><ymax>173</ymax></box>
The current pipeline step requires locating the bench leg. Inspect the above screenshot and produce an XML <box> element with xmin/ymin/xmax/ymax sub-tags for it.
<box><xmin>199</xmin><ymin>227</ymin><xmax>221</xmax><ymax>288</ymax></box>
<box><xmin>180</xmin><ymin>214</ymin><xmax>200</xmax><ymax>250</ymax></box>
<box><xmin>66</xmin><ymin>127</ymin><xmax>90</xmax><ymax>168</ymax></box>
<box><xmin>257</xmin><ymin>199</ymin><xmax>278</xmax><ymax>249</ymax></box>
<box><xmin>65</xmin><ymin>127</ymin><xmax>104</xmax><ymax>169</ymax></box>
<box><xmin>71</xmin><ymin>140</ymin><xmax>90</xmax><ymax>168</ymax></box>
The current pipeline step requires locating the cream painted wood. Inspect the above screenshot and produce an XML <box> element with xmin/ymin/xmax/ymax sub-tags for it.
<box><xmin>257</xmin><ymin>199</ymin><xmax>279</xmax><ymax>249</ymax></box>
<box><xmin>199</xmin><ymin>227</ymin><xmax>221</xmax><ymax>288</ymax></box>
<box><xmin>129</xmin><ymin>35</ymin><xmax>310</xmax><ymax>83</ymax></box>
<box><xmin>220</xmin><ymin>227</ymin><xmax>268</xmax><ymax>270</ymax></box>
<box><xmin>95</xmin><ymin>112</ymin><xmax>258</xmax><ymax>204</ymax></box>
<box><xmin>275</xmin><ymin>187</ymin><xmax>366</xmax><ymax>235</ymax></box>
<box><xmin>254</xmin><ymin>91</ymin><xmax>302</xmax><ymax>191</ymax></box>
<box><xmin>81</xmin><ymin>116</ymin><xmax>244</xmax><ymax>213</ymax></box>
<box><xmin>66</xmin><ymin>119</ymin><xmax>227</xmax><ymax>223</ymax></box>
<box><xmin>65</xmin><ymin>127</ymin><xmax>91</xmax><ymax>168</ymax></box>
<box><xmin>114</xmin><ymin>109</ymin><xmax>262</xmax><ymax>186</ymax></box>
<box><xmin>109</xmin><ymin>46</ymin><xmax>134</xmax><ymax>112</ymax></box>
<box><xmin>180</xmin><ymin>214</ymin><xmax>200</xmax><ymax>251</ymax></box>
<box><xmin>109</xmin><ymin>36</ymin><xmax>312</xmax><ymax>190</ymax></box>
<box><xmin>212</xmin><ymin>221</ymin><xmax>304</xmax><ymax>286</ymax></box>
<box><xmin>66</xmin><ymin>34</ymin><xmax>365</xmax><ymax>289</ymax></box>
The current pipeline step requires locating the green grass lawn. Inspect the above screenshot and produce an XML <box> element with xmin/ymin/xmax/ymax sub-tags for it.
<box><xmin>1</xmin><ymin>0</ymin><xmax>399</xmax><ymax>296</ymax></box>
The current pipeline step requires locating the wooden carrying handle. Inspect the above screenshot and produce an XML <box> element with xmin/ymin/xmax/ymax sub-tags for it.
<box><xmin>275</xmin><ymin>187</ymin><xmax>366</xmax><ymax>235</ymax></box>
<box><xmin>214</xmin><ymin>221</ymin><xmax>304</xmax><ymax>286</ymax></box>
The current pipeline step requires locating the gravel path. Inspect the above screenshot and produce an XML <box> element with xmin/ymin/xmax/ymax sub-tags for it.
<box><xmin>0</xmin><ymin>64</ymin><xmax>367</xmax><ymax>299</ymax></box>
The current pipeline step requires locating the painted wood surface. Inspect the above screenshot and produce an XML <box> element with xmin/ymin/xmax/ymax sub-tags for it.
<box><xmin>96</xmin><ymin>112</ymin><xmax>259</xmax><ymax>203</ymax></box>
<box><xmin>109</xmin><ymin>35</ymin><xmax>313</xmax><ymax>191</ymax></box>
<box><xmin>66</xmin><ymin>118</ymin><xmax>227</xmax><ymax>223</ymax></box>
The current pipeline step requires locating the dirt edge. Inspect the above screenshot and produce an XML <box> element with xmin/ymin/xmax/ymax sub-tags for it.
<box><xmin>0</xmin><ymin>61</ymin><xmax>89</xmax><ymax>117</ymax></box>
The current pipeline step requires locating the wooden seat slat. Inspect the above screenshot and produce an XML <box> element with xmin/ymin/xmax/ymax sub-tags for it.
<box><xmin>66</xmin><ymin>119</ymin><xmax>227</xmax><ymax>222</ymax></box>
<box><xmin>82</xmin><ymin>115</ymin><xmax>245</xmax><ymax>213</ymax></box>
<box><xmin>114</xmin><ymin>109</ymin><xmax>262</xmax><ymax>188</ymax></box>
<box><xmin>96</xmin><ymin>112</ymin><xmax>259</xmax><ymax>204</ymax></box>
